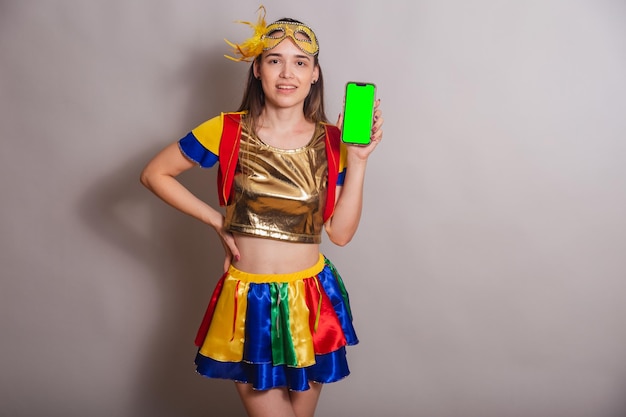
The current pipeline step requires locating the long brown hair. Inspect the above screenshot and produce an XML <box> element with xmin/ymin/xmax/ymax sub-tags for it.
<box><xmin>236</xmin><ymin>18</ymin><xmax>328</xmax><ymax>127</ymax></box>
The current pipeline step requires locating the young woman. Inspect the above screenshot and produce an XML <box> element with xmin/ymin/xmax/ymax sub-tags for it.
<box><xmin>140</xmin><ymin>8</ymin><xmax>383</xmax><ymax>417</ymax></box>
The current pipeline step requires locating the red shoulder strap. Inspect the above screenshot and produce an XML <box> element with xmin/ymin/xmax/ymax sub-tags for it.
<box><xmin>217</xmin><ymin>113</ymin><xmax>242</xmax><ymax>206</ymax></box>
<box><xmin>323</xmin><ymin>124</ymin><xmax>341</xmax><ymax>222</ymax></box>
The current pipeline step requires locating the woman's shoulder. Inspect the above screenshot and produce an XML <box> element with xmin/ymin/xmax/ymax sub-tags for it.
<box><xmin>318</xmin><ymin>121</ymin><xmax>341</xmax><ymax>145</ymax></box>
<box><xmin>191</xmin><ymin>111</ymin><xmax>247</xmax><ymax>137</ymax></box>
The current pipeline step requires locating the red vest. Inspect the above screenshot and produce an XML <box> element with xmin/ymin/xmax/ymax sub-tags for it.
<box><xmin>217</xmin><ymin>112</ymin><xmax>341</xmax><ymax>222</ymax></box>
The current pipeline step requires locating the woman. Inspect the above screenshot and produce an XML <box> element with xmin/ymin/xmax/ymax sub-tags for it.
<box><xmin>140</xmin><ymin>8</ymin><xmax>383</xmax><ymax>417</ymax></box>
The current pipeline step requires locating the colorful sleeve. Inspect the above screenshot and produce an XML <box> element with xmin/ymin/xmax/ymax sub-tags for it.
<box><xmin>177</xmin><ymin>115</ymin><xmax>223</xmax><ymax>168</ymax></box>
<box><xmin>337</xmin><ymin>142</ymin><xmax>348</xmax><ymax>186</ymax></box>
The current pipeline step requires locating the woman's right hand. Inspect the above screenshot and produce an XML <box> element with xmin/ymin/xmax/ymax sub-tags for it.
<box><xmin>214</xmin><ymin>217</ymin><xmax>240</xmax><ymax>273</ymax></box>
<box><xmin>140</xmin><ymin>142</ymin><xmax>240</xmax><ymax>273</ymax></box>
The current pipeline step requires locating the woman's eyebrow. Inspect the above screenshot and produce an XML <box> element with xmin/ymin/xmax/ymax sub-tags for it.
<box><xmin>265</xmin><ymin>52</ymin><xmax>311</xmax><ymax>61</ymax></box>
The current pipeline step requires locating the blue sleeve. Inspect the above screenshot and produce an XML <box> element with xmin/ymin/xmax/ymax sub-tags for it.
<box><xmin>337</xmin><ymin>169</ymin><xmax>346</xmax><ymax>186</ymax></box>
<box><xmin>178</xmin><ymin>132</ymin><xmax>219</xmax><ymax>168</ymax></box>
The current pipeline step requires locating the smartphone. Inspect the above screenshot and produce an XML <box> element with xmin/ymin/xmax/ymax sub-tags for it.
<box><xmin>341</xmin><ymin>82</ymin><xmax>377</xmax><ymax>146</ymax></box>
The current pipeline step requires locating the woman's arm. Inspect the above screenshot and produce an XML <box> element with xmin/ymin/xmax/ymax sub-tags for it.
<box><xmin>325</xmin><ymin>101</ymin><xmax>384</xmax><ymax>246</ymax></box>
<box><xmin>140</xmin><ymin>142</ymin><xmax>240</xmax><ymax>270</ymax></box>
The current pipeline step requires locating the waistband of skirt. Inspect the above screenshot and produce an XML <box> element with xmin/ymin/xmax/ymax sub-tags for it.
<box><xmin>227</xmin><ymin>254</ymin><xmax>326</xmax><ymax>283</ymax></box>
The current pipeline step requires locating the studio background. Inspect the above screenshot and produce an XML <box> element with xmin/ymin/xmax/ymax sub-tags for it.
<box><xmin>2</xmin><ymin>1</ymin><xmax>626</xmax><ymax>416</ymax></box>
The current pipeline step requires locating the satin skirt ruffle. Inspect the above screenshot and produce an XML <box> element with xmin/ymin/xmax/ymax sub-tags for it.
<box><xmin>194</xmin><ymin>254</ymin><xmax>358</xmax><ymax>391</ymax></box>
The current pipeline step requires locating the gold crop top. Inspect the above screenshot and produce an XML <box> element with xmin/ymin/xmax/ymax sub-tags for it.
<box><xmin>223</xmin><ymin>122</ymin><xmax>329</xmax><ymax>244</ymax></box>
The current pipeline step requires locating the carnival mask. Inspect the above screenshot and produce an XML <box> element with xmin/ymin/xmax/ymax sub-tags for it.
<box><xmin>262</xmin><ymin>21</ymin><xmax>319</xmax><ymax>56</ymax></box>
<box><xmin>225</xmin><ymin>6</ymin><xmax>319</xmax><ymax>62</ymax></box>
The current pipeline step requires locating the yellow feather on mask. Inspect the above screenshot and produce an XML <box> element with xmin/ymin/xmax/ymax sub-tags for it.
<box><xmin>224</xmin><ymin>6</ymin><xmax>268</xmax><ymax>62</ymax></box>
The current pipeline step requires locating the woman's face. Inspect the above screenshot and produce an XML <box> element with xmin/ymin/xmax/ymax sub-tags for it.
<box><xmin>254</xmin><ymin>38</ymin><xmax>319</xmax><ymax>112</ymax></box>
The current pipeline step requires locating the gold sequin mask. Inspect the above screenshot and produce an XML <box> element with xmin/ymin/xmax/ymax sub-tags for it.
<box><xmin>224</xmin><ymin>6</ymin><xmax>319</xmax><ymax>62</ymax></box>
<box><xmin>262</xmin><ymin>22</ymin><xmax>319</xmax><ymax>56</ymax></box>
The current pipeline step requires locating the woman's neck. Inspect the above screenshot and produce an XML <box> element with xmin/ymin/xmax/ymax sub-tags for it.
<box><xmin>257</xmin><ymin>105</ymin><xmax>309</xmax><ymax>130</ymax></box>
<box><xmin>255</xmin><ymin>107</ymin><xmax>316</xmax><ymax>149</ymax></box>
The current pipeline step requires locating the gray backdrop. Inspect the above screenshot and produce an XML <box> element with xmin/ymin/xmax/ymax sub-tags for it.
<box><xmin>2</xmin><ymin>1</ymin><xmax>626</xmax><ymax>416</ymax></box>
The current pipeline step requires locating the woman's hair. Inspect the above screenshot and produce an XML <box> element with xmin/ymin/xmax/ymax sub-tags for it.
<box><xmin>236</xmin><ymin>18</ymin><xmax>328</xmax><ymax>126</ymax></box>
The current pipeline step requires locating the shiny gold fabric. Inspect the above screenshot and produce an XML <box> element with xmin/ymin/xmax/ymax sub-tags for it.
<box><xmin>224</xmin><ymin>122</ymin><xmax>328</xmax><ymax>243</ymax></box>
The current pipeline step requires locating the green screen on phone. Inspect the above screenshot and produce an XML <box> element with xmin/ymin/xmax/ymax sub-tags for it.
<box><xmin>341</xmin><ymin>82</ymin><xmax>376</xmax><ymax>145</ymax></box>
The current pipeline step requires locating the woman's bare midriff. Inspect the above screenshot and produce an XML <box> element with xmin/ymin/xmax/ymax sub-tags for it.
<box><xmin>231</xmin><ymin>233</ymin><xmax>321</xmax><ymax>274</ymax></box>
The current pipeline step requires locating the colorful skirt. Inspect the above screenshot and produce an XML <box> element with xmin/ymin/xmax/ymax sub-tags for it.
<box><xmin>194</xmin><ymin>254</ymin><xmax>358</xmax><ymax>391</ymax></box>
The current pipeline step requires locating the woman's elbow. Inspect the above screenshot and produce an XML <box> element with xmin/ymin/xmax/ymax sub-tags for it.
<box><xmin>327</xmin><ymin>231</ymin><xmax>354</xmax><ymax>247</ymax></box>
<box><xmin>139</xmin><ymin>166</ymin><xmax>153</xmax><ymax>190</ymax></box>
